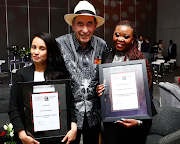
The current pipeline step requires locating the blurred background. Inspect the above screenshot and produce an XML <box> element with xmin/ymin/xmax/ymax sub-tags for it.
<box><xmin>0</xmin><ymin>0</ymin><xmax>179</xmax><ymax>71</ymax></box>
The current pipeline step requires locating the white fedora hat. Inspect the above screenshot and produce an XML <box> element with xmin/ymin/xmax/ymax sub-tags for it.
<box><xmin>64</xmin><ymin>1</ymin><xmax>105</xmax><ymax>28</ymax></box>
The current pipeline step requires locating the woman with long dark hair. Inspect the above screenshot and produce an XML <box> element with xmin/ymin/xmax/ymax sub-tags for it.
<box><xmin>9</xmin><ymin>32</ymin><xmax>77</xmax><ymax>144</ymax></box>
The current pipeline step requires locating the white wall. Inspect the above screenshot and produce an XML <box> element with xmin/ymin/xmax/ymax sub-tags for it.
<box><xmin>157</xmin><ymin>0</ymin><xmax>180</xmax><ymax>66</ymax></box>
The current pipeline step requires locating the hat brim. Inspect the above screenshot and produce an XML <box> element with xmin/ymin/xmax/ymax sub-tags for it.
<box><xmin>64</xmin><ymin>13</ymin><xmax>105</xmax><ymax>28</ymax></box>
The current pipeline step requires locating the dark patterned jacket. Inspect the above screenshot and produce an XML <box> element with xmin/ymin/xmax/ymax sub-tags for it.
<box><xmin>56</xmin><ymin>33</ymin><xmax>107</xmax><ymax>129</ymax></box>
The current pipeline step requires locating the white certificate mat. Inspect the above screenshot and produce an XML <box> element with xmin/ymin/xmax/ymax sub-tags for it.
<box><xmin>32</xmin><ymin>92</ymin><xmax>60</xmax><ymax>132</ymax></box>
<box><xmin>111</xmin><ymin>72</ymin><xmax>138</xmax><ymax>111</ymax></box>
<box><xmin>33</xmin><ymin>85</ymin><xmax>55</xmax><ymax>93</ymax></box>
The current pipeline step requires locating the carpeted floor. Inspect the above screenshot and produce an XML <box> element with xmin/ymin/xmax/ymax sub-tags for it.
<box><xmin>0</xmin><ymin>72</ymin><xmax>8</xmax><ymax>77</ymax></box>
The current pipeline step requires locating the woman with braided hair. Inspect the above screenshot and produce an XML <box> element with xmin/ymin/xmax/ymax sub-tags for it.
<box><xmin>96</xmin><ymin>20</ymin><xmax>157</xmax><ymax>144</ymax></box>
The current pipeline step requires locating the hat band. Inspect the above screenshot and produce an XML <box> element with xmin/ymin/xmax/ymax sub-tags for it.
<box><xmin>75</xmin><ymin>10</ymin><xmax>95</xmax><ymax>15</ymax></box>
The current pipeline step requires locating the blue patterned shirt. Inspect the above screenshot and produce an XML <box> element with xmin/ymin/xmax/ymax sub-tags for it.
<box><xmin>56</xmin><ymin>33</ymin><xmax>107</xmax><ymax>129</ymax></box>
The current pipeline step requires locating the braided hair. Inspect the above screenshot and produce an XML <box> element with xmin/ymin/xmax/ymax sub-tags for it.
<box><xmin>114</xmin><ymin>20</ymin><xmax>152</xmax><ymax>88</ymax></box>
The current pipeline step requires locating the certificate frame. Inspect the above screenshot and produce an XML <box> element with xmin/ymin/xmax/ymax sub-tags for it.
<box><xmin>18</xmin><ymin>79</ymin><xmax>72</xmax><ymax>143</ymax></box>
<box><xmin>99</xmin><ymin>59</ymin><xmax>152</xmax><ymax>122</ymax></box>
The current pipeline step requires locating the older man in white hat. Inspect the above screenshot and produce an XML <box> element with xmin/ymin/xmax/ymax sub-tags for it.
<box><xmin>56</xmin><ymin>1</ymin><xmax>107</xmax><ymax>144</ymax></box>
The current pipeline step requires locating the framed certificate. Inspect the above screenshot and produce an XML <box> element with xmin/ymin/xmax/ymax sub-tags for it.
<box><xmin>18</xmin><ymin>80</ymin><xmax>72</xmax><ymax>143</ymax></box>
<box><xmin>99</xmin><ymin>59</ymin><xmax>152</xmax><ymax>122</ymax></box>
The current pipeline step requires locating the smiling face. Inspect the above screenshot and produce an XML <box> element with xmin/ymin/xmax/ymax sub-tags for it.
<box><xmin>113</xmin><ymin>25</ymin><xmax>134</xmax><ymax>52</ymax></box>
<box><xmin>72</xmin><ymin>15</ymin><xmax>97</xmax><ymax>49</ymax></box>
<box><xmin>31</xmin><ymin>37</ymin><xmax>47</xmax><ymax>66</ymax></box>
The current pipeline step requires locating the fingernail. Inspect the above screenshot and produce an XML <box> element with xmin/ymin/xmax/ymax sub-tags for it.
<box><xmin>114</xmin><ymin>121</ymin><xmax>119</xmax><ymax>123</ymax></box>
<box><xmin>103</xmin><ymin>87</ymin><xmax>105</xmax><ymax>90</ymax></box>
<box><xmin>121</xmin><ymin>118</ymin><xmax>125</xmax><ymax>121</ymax></box>
<box><xmin>101</xmin><ymin>92</ymin><xmax>103</xmax><ymax>95</ymax></box>
<box><xmin>103</xmin><ymin>84</ymin><xmax>106</xmax><ymax>87</ymax></box>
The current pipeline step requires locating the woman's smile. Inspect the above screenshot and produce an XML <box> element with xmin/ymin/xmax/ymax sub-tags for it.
<box><xmin>113</xmin><ymin>25</ymin><xmax>134</xmax><ymax>52</ymax></box>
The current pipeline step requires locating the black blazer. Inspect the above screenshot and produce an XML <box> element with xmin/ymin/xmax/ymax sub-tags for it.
<box><xmin>9</xmin><ymin>64</ymin><xmax>35</xmax><ymax>132</ymax></box>
<box><xmin>168</xmin><ymin>43</ymin><xmax>177</xmax><ymax>58</ymax></box>
<box><xmin>8</xmin><ymin>64</ymin><xmax>76</xmax><ymax>133</ymax></box>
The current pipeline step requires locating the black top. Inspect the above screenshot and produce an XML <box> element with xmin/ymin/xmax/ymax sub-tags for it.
<box><xmin>8</xmin><ymin>64</ymin><xmax>76</xmax><ymax>133</ymax></box>
<box><xmin>141</xmin><ymin>43</ymin><xmax>154</xmax><ymax>54</ymax></box>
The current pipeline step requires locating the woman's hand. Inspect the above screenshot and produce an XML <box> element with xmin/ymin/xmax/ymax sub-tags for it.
<box><xmin>18</xmin><ymin>130</ymin><xmax>39</xmax><ymax>144</ymax></box>
<box><xmin>96</xmin><ymin>84</ymin><xmax>106</xmax><ymax>97</ymax></box>
<box><xmin>61</xmin><ymin>122</ymin><xmax>77</xmax><ymax>144</ymax></box>
<box><xmin>115</xmin><ymin>119</ymin><xmax>138</xmax><ymax>129</ymax></box>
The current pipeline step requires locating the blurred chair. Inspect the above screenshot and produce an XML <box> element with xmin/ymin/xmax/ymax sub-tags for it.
<box><xmin>170</xmin><ymin>59</ymin><xmax>176</xmax><ymax>69</ymax></box>
<box><xmin>152</xmin><ymin>61</ymin><xmax>161</xmax><ymax>84</ymax></box>
<box><xmin>159</xmin><ymin>82</ymin><xmax>180</xmax><ymax>108</ymax></box>
<box><xmin>157</xmin><ymin>55</ymin><xmax>164</xmax><ymax>59</ymax></box>
<box><xmin>0</xmin><ymin>87</ymin><xmax>10</xmax><ymax>132</ymax></box>
<box><xmin>174</xmin><ymin>76</ymin><xmax>180</xmax><ymax>84</ymax></box>
<box><xmin>156</xmin><ymin>59</ymin><xmax>165</xmax><ymax>76</ymax></box>
<box><xmin>9</xmin><ymin>60</ymin><xmax>33</xmax><ymax>87</ymax></box>
<box><xmin>167</xmin><ymin>60</ymin><xmax>175</xmax><ymax>72</ymax></box>
<box><xmin>9</xmin><ymin>69</ymin><xmax>18</xmax><ymax>87</ymax></box>
<box><xmin>0</xmin><ymin>60</ymin><xmax>5</xmax><ymax>73</ymax></box>
<box><xmin>0</xmin><ymin>60</ymin><xmax>6</xmax><ymax>85</ymax></box>
<box><xmin>146</xmin><ymin>106</ymin><xmax>180</xmax><ymax>144</ymax></box>
<box><xmin>164</xmin><ymin>62</ymin><xmax>170</xmax><ymax>73</ymax></box>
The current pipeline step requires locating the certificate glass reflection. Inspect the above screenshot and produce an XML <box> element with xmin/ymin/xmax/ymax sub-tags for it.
<box><xmin>19</xmin><ymin>80</ymin><xmax>71</xmax><ymax>141</ymax></box>
<box><xmin>99</xmin><ymin>60</ymin><xmax>152</xmax><ymax>122</ymax></box>
<box><xmin>111</xmin><ymin>72</ymin><xmax>139</xmax><ymax>111</ymax></box>
<box><xmin>32</xmin><ymin>92</ymin><xmax>60</xmax><ymax>132</ymax></box>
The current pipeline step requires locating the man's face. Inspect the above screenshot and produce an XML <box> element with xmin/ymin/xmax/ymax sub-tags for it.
<box><xmin>72</xmin><ymin>15</ymin><xmax>97</xmax><ymax>48</ymax></box>
<box><xmin>139</xmin><ymin>36</ymin><xmax>143</xmax><ymax>41</ymax></box>
<box><xmin>170</xmin><ymin>40</ymin><xmax>173</xmax><ymax>44</ymax></box>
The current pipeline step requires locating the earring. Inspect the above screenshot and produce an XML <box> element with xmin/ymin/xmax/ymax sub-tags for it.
<box><xmin>131</xmin><ymin>41</ymin><xmax>134</xmax><ymax>45</ymax></box>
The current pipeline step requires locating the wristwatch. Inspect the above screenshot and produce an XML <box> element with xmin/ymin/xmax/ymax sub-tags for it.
<box><xmin>137</xmin><ymin>120</ymin><xmax>143</xmax><ymax>126</ymax></box>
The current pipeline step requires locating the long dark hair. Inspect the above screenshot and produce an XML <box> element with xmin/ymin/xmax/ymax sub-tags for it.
<box><xmin>32</xmin><ymin>32</ymin><xmax>68</xmax><ymax>79</ymax></box>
